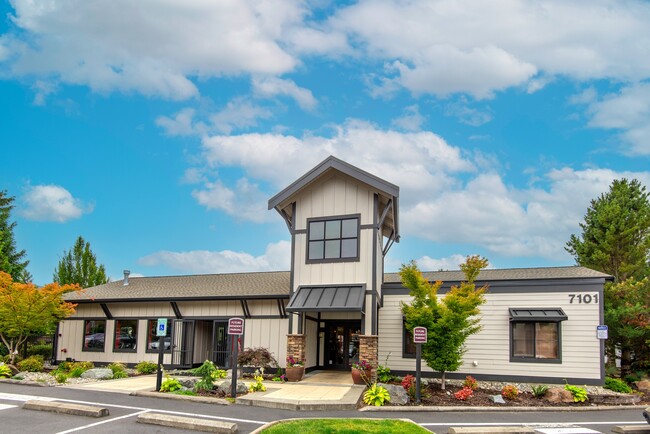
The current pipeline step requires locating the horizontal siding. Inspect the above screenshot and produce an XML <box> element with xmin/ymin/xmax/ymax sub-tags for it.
<box><xmin>379</xmin><ymin>292</ymin><xmax>601</xmax><ymax>381</ymax></box>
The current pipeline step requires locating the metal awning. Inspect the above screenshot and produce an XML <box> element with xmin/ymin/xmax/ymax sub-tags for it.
<box><xmin>509</xmin><ymin>308</ymin><xmax>568</xmax><ymax>322</ymax></box>
<box><xmin>286</xmin><ymin>285</ymin><xmax>365</xmax><ymax>313</ymax></box>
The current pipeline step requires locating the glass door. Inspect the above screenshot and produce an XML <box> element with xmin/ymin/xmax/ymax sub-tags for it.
<box><xmin>171</xmin><ymin>319</ymin><xmax>195</xmax><ymax>368</ymax></box>
<box><xmin>324</xmin><ymin>321</ymin><xmax>361</xmax><ymax>369</ymax></box>
<box><xmin>211</xmin><ymin>320</ymin><xmax>230</xmax><ymax>368</ymax></box>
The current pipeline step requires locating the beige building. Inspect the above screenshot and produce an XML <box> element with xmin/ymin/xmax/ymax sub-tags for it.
<box><xmin>58</xmin><ymin>156</ymin><xmax>609</xmax><ymax>385</ymax></box>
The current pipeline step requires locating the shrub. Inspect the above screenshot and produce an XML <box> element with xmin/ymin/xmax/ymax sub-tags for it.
<box><xmin>454</xmin><ymin>386</ymin><xmax>474</xmax><ymax>401</ymax></box>
<box><xmin>463</xmin><ymin>375</ymin><xmax>478</xmax><ymax>391</ymax></box>
<box><xmin>17</xmin><ymin>355</ymin><xmax>44</xmax><ymax>372</ymax></box>
<box><xmin>401</xmin><ymin>374</ymin><xmax>415</xmax><ymax>390</ymax></box>
<box><xmin>363</xmin><ymin>384</ymin><xmax>391</xmax><ymax>406</ymax></box>
<box><xmin>605</xmin><ymin>377</ymin><xmax>633</xmax><ymax>394</ymax></box>
<box><xmin>55</xmin><ymin>373</ymin><xmax>68</xmax><ymax>384</ymax></box>
<box><xmin>0</xmin><ymin>364</ymin><xmax>12</xmax><ymax>378</ymax></box>
<box><xmin>248</xmin><ymin>370</ymin><xmax>266</xmax><ymax>392</ymax></box>
<box><xmin>160</xmin><ymin>376</ymin><xmax>182</xmax><ymax>393</ymax></box>
<box><xmin>192</xmin><ymin>360</ymin><xmax>220</xmax><ymax>392</ymax></box>
<box><xmin>238</xmin><ymin>347</ymin><xmax>278</xmax><ymax>367</ymax></box>
<box><xmin>11</xmin><ymin>375</ymin><xmax>24</xmax><ymax>380</ymax></box>
<box><xmin>564</xmin><ymin>384</ymin><xmax>588</xmax><ymax>402</ymax></box>
<box><xmin>501</xmin><ymin>384</ymin><xmax>519</xmax><ymax>400</ymax></box>
<box><xmin>136</xmin><ymin>361</ymin><xmax>157</xmax><ymax>375</ymax></box>
<box><xmin>69</xmin><ymin>366</ymin><xmax>86</xmax><ymax>378</ymax></box>
<box><xmin>531</xmin><ymin>384</ymin><xmax>549</xmax><ymax>398</ymax></box>
<box><xmin>376</xmin><ymin>365</ymin><xmax>395</xmax><ymax>383</ymax></box>
<box><xmin>108</xmin><ymin>362</ymin><xmax>128</xmax><ymax>379</ymax></box>
<box><xmin>27</xmin><ymin>344</ymin><xmax>53</xmax><ymax>359</ymax></box>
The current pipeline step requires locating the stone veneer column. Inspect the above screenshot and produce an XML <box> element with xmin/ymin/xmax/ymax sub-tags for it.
<box><xmin>358</xmin><ymin>335</ymin><xmax>378</xmax><ymax>380</ymax></box>
<box><xmin>286</xmin><ymin>334</ymin><xmax>306</xmax><ymax>364</ymax></box>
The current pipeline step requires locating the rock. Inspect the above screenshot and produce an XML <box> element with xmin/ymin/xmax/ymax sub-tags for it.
<box><xmin>217</xmin><ymin>380</ymin><xmax>247</xmax><ymax>396</ymax></box>
<box><xmin>179</xmin><ymin>378</ymin><xmax>199</xmax><ymax>389</ymax></box>
<box><xmin>545</xmin><ymin>387</ymin><xmax>574</xmax><ymax>403</ymax></box>
<box><xmin>378</xmin><ymin>383</ymin><xmax>409</xmax><ymax>405</ymax></box>
<box><xmin>635</xmin><ymin>380</ymin><xmax>650</xmax><ymax>394</ymax></box>
<box><xmin>80</xmin><ymin>368</ymin><xmax>113</xmax><ymax>380</ymax></box>
<box><xmin>490</xmin><ymin>395</ymin><xmax>506</xmax><ymax>404</ymax></box>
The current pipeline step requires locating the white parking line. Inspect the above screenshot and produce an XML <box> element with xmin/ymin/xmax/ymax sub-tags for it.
<box><xmin>55</xmin><ymin>410</ymin><xmax>149</xmax><ymax>434</ymax></box>
<box><xmin>0</xmin><ymin>392</ymin><xmax>56</xmax><ymax>402</ymax></box>
<box><xmin>0</xmin><ymin>404</ymin><xmax>18</xmax><ymax>410</ymax></box>
<box><xmin>419</xmin><ymin>421</ymin><xmax>648</xmax><ymax>427</ymax></box>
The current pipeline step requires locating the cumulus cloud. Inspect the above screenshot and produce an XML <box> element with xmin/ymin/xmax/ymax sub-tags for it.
<box><xmin>252</xmin><ymin>76</ymin><xmax>317</xmax><ymax>110</ymax></box>
<box><xmin>192</xmin><ymin>178</ymin><xmax>271</xmax><ymax>223</ymax></box>
<box><xmin>21</xmin><ymin>185</ymin><xmax>90</xmax><ymax>222</ymax></box>
<box><xmin>210</xmin><ymin>97</ymin><xmax>273</xmax><ymax>134</ymax></box>
<box><xmin>391</xmin><ymin>105</ymin><xmax>426</xmax><ymax>131</ymax></box>
<box><xmin>416</xmin><ymin>254</ymin><xmax>473</xmax><ymax>271</ymax></box>
<box><xmin>444</xmin><ymin>98</ymin><xmax>493</xmax><ymax>127</ymax></box>
<box><xmin>156</xmin><ymin>108</ymin><xmax>206</xmax><ymax>137</ymax></box>
<box><xmin>139</xmin><ymin>240</ymin><xmax>291</xmax><ymax>274</ymax></box>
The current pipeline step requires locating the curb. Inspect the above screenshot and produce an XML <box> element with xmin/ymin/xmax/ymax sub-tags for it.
<box><xmin>248</xmin><ymin>417</ymin><xmax>420</xmax><ymax>434</ymax></box>
<box><xmin>612</xmin><ymin>426</ymin><xmax>650</xmax><ymax>434</ymax></box>
<box><xmin>22</xmin><ymin>400</ymin><xmax>109</xmax><ymax>417</ymax></box>
<box><xmin>360</xmin><ymin>405</ymin><xmax>649</xmax><ymax>412</ymax></box>
<box><xmin>0</xmin><ymin>379</ymin><xmax>50</xmax><ymax>387</ymax></box>
<box><xmin>131</xmin><ymin>390</ymin><xmax>231</xmax><ymax>405</ymax></box>
<box><xmin>137</xmin><ymin>412</ymin><xmax>237</xmax><ymax>433</ymax></box>
<box><xmin>235</xmin><ymin>384</ymin><xmax>364</xmax><ymax>411</ymax></box>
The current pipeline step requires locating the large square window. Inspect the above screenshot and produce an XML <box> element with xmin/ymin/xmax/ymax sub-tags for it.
<box><xmin>511</xmin><ymin>321</ymin><xmax>562</xmax><ymax>362</ymax></box>
<box><xmin>83</xmin><ymin>320</ymin><xmax>106</xmax><ymax>352</ymax></box>
<box><xmin>147</xmin><ymin>319</ymin><xmax>172</xmax><ymax>353</ymax></box>
<box><xmin>307</xmin><ymin>216</ymin><xmax>359</xmax><ymax>262</ymax></box>
<box><xmin>113</xmin><ymin>319</ymin><xmax>138</xmax><ymax>352</ymax></box>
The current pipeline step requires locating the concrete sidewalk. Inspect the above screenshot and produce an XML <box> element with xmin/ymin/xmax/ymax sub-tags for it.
<box><xmin>62</xmin><ymin>375</ymin><xmax>158</xmax><ymax>394</ymax></box>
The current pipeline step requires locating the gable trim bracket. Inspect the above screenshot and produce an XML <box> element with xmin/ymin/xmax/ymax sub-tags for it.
<box><xmin>170</xmin><ymin>302</ymin><xmax>183</xmax><ymax>319</ymax></box>
<box><xmin>100</xmin><ymin>303</ymin><xmax>113</xmax><ymax>319</ymax></box>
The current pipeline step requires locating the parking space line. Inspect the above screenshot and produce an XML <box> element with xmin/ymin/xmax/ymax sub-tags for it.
<box><xmin>419</xmin><ymin>421</ymin><xmax>647</xmax><ymax>427</ymax></box>
<box><xmin>55</xmin><ymin>410</ymin><xmax>149</xmax><ymax>434</ymax></box>
<box><xmin>0</xmin><ymin>403</ymin><xmax>18</xmax><ymax>410</ymax></box>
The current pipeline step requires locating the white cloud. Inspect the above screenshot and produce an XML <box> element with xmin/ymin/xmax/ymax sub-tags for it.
<box><xmin>192</xmin><ymin>178</ymin><xmax>270</xmax><ymax>223</ymax></box>
<box><xmin>210</xmin><ymin>97</ymin><xmax>273</xmax><ymax>134</ymax></box>
<box><xmin>252</xmin><ymin>76</ymin><xmax>317</xmax><ymax>110</ymax></box>
<box><xmin>416</xmin><ymin>254</ymin><xmax>471</xmax><ymax>271</ymax></box>
<box><xmin>139</xmin><ymin>240</ymin><xmax>291</xmax><ymax>274</ymax></box>
<box><xmin>444</xmin><ymin>98</ymin><xmax>493</xmax><ymax>127</ymax></box>
<box><xmin>21</xmin><ymin>185</ymin><xmax>90</xmax><ymax>222</ymax></box>
<box><xmin>156</xmin><ymin>108</ymin><xmax>206</xmax><ymax>137</ymax></box>
<box><xmin>391</xmin><ymin>105</ymin><xmax>425</xmax><ymax>131</ymax></box>
<box><xmin>31</xmin><ymin>80</ymin><xmax>57</xmax><ymax>106</ymax></box>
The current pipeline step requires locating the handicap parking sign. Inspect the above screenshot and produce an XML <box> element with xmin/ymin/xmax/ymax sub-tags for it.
<box><xmin>157</xmin><ymin>318</ymin><xmax>167</xmax><ymax>337</ymax></box>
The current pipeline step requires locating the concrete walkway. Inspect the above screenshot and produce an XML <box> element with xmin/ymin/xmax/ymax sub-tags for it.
<box><xmin>62</xmin><ymin>375</ymin><xmax>158</xmax><ymax>394</ymax></box>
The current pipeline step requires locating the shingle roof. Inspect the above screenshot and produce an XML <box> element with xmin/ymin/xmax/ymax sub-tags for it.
<box><xmin>383</xmin><ymin>266</ymin><xmax>611</xmax><ymax>284</ymax></box>
<box><xmin>64</xmin><ymin>271</ymin><xmax>291</xmax><ymax>302</ymax></box>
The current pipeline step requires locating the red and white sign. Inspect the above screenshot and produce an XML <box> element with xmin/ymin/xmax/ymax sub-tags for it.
<box><xmin>228</xmin><ymin>317</ymin><xmax>244</xmax><ymax>335</ymax></box>
<box><xmin>413</xmin><ymin>326</ymin><xmax>427</xmax><ymax>344</ymax></box>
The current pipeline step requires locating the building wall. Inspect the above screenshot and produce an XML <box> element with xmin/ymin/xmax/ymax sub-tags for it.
<box><xmin>379</xmin><ymin>284</ymin><xmax>603</xmax><ymax>384</ymax></box>
<box><xmin>243</xmin><ymin>318</ymin><xmax>288</xmax><ymax>368</ymax></box>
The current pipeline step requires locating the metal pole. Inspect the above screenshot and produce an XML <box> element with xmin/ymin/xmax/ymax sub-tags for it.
<box><xmin>156</xmin><ymin>337</ymin><xmax>164</xmax><ymax>391</ymax></box>
<box><xmin>231</xmin><ymin>335</ymin><xmax>239</xmax><ymax>398</ymax></box>
<box><xmin>416</xmin><ymin>343</ymin><xmax>421</xmax><ymax>404</ymax></box>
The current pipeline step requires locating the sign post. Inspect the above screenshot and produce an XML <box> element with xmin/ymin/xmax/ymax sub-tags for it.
<box><xmin>413</xmin><ymin>326</ymin><xmax>427</xmax><ymax>404</ymax></box>
<box><xmin>228</xmin><ymin>318</ymin><xmax>244</xmax><ymax>399</ymax></box>
<box><xmin>597</xmin><ymin>325</ymin><xmax>608</xmax><ymax>340</ymax></box>
<box><xmin>155</xmin><ymin>318</ymin><xmax>167</xmax><ymax>392</ymax></box>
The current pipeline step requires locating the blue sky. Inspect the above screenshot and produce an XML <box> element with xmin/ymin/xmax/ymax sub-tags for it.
<box><xmin>2</xmin><ymin>0</ymin><xmax>650</xmax><ymax>285</ymax></box>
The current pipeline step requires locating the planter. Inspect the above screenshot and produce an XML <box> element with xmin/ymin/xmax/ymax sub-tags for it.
<box><xmin>351</xmin><ymin>368</ymin><xmax>372</xmax><ymax>385</ymax></box>
<box><xmin>285</xmin><ymin>366</ymin><xmax>305</xmax><ymax>382</ymax></box>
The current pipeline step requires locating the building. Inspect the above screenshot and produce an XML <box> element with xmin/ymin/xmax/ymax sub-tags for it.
<box><xmin>58</xmin><ymin>156</ymin><xmax>610</xmax><ymax>385</ymax></box>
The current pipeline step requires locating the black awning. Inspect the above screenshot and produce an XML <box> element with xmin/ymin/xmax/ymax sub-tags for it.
<box><xmin>286</xmin><ymin>285</ymin><xmax>365</xmax><ymax>313</ymax></box>
<box><xmin>509</xmin><ymin>308</ymin><xmax>568</xmax><ymax>322</ymax></box>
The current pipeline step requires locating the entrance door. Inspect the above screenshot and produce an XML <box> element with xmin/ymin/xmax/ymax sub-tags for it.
<box><xmin>324</xmin><ymin>321</ymin><xmax>361</xmax><ymax>370</ymax></box>
<box><xmin>171</xmin><ymin>319</ymin><xmax>195</xmax><ymax>369</ymax></box>
<box><xmin>211</xmin><ymin>320</ymin><xmax>230</xmax><ymax>368</ymax></box>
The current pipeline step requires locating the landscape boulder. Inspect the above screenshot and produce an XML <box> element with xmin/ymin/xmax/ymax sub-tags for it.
<box><xmin>378</xmin><ymin>383</ymin><xmax>409</xmax><ymax>405</ymax></box>
<box><xmin>490</xmin><ymin>395</ymin><xmax>506</xmax><ymax>404</ymax></box>
<box><xmin>544</xmin><ymin>387</ymin><xmax>574</xmax><ymax>403</ymax></box>
<box><xmin>179</xmin><ymin>378</ymin><xmax>199</xmax><ymax>389</ymax></box>
<box><xmin>216</xmin><ymin>380</ymin><xmax>247</xmax><ymax>396</ymax></box>
<box><xmin>636</xmin><ymin>380</ymin><xmax>650</xmax><ymax>394</ymax></box>
<box><xmin>80</xmin><ymin>368</ymin><xmax>113</xmax><ymax>380</ymax></box>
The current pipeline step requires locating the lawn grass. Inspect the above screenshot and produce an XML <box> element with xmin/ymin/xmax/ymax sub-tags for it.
<box><xmin>260</xmin><ymin>418</ymin><xmax>431</xmax><ymax>433</ymax></box>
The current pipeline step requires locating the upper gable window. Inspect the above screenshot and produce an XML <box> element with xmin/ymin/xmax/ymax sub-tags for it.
<box><xmin>307</xmin><ymin>215</ymin><xmax>359</xmax><ymax>263</ymax></box>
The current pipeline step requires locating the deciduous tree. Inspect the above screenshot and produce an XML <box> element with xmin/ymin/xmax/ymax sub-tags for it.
<box><xmin>53</xmin><ymin>236</ymin><xmax>108</xmax><ymax>288</ymax></box>
<box><xmin>0</xmin><ymin>191</ymin><xmax>31</xmax><ymax>283</ymax></box>
<box><xmin>400</xmin><ymin>255</ymin><xmax>488</xmax><ymax>390</ymax></box>
<box><xmin>0</xmin><ymin>272</ymin><xmax>78</xmax><ymax>365</ymax></box>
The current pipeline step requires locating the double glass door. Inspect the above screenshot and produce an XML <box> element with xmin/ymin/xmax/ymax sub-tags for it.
<box><xmin>325</xmin><ymin>321</ymin><xmax>361</xmax><ymax>369</ymax></box>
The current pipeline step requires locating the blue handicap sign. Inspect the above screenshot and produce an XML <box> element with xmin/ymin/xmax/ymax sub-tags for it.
<box><xmin>156</xmin><ymin>318</ymin><xmax>167</xmax><ymax>337</ymax></box>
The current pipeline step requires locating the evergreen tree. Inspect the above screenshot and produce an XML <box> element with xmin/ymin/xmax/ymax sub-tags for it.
<box><xmin>53</xmin><ymin>236</ymin><xmax>109</xmax><ymax>288</ymax></box>
<box><xmin>0</xmin><ymin>190</ymin><xmax>30</xmax><ymax>283</ymax></box>
<box><xmin>400</xmin><ymin>256</ymin><xmax>488</xmax><ymax>390</ymax></box>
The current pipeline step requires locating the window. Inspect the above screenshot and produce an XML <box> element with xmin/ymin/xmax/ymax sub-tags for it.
<box><xmin>509</xmin><ymin>308</ymin><xmax>566</xmax><ymax>363</ymax></box>
<box><xmin>402</xmin><ymin>319</ymin><xmax>416</xmax><ymax>358</ymax></box>
<box><xmin>83</xmin><ymin>320</ymin><xmax>106</xmax><ymax>352</ymax></box>
<box><xmin>113</xmin><ymin>319</ymin><xmax>138</xmax><ymax>352</ymax></box>
<box><xmin>307</xmin><ymin>215</ymin><xmax>359</xmax><ymax>262</ymax></box>
<box><xmin>146</xmin><ymin>319</ymin><xmax>172</xmax><ymax>353</ymax></box>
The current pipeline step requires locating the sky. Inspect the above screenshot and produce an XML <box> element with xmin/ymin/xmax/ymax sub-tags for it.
<box><xmin>2</xmin><ymin>0</ymin><xmax>650</xmax><ymax>285</ymax></box>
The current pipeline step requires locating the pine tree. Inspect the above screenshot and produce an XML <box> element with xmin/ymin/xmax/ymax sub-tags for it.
<box><xmin>53</xmin><ymin>236</ymin><xmax>109</xmax><ymax>288</ymax></box>
<box><xmin>0</xmin><ymin>190</ymin><xmax>30</xmax><ymax>283</ymax></box>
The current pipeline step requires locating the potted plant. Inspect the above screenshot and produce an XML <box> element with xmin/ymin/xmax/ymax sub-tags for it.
<box><xmin>285</xmin><ymin>356</ymin><xmax>305</xmax><ymax>382</ymax></box>
<box><xmin>351</xmin><ymin>360</ymin><xmax>372</xmax><ymax>385</ymax></box>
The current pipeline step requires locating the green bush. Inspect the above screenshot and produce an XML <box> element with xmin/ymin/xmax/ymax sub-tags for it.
<box><xmin>604</xmin><ymin>377</ymin><xmax>633</xmax><ymax>394</ymax></box>
<box><xmin>17</xmin><ymin>355</ymin><xmax>44</xmax><ymax>372</ymax></box>
<box><xmin>0</xmin><ymin>343</ymin><xmax>8</xmax><ymax>357</ymax></box>
<box><xmin>55</xmin><ymin>361</ymin><xmax>94</xmax><ymax>377</ymax></box>
<box><xmin>108</xmin><ymin>362</ymin><xmax>128</xmax><ymax>379</ymax></box>
<box><xmin>69</xmin><ymin>366</ymin><xmax>86</xmax><ymax>378</ymax></box>
<box><xmin>136</xmin><ymin>361</ymin><xmax>157</xmax><ymax>375</ymax></box>
<box><xmin>0</xmin><ymin>364</ymin><xmax>12</xmax><ymax>378</ymax></box>
<box><xmin>11</xmin><ymin>375</ymin><xmax>24</xmax><ymax>380</ymax></box>
<box><xmin>531</xmin><ymin>384</ymin><xmax>549</xmax><ymax>398</ymax></box>
<box><xmin>55</xmin><ymin>373</ymin><xmax>68</xmax><ymax>384</ymax></box>
<box><xmin>171</xmin><ymin>390</ymin><xmax>196</xmax><ymax>396</ymax></box>
<box><xmin>376</xmin><ymin>365</ymin><xmax>395</xmax><ymax>383</ymax></box>
<box><xmin>160</xmin><ymin>376</ymin><xmax>182</xmax><ymax>393</ymax></box>
<box><xmin>27</xmin><ymin>344</ymin><xmax>53</xmax><ymax>359</ymax></box>
<box><xmin>363</xmin><ymin>384</ymin><xmax>391</xmax><ymax>406</ymax></box>
<box><xmin>564</xmin><ymin>384</ymin><xmax>588</xmax><ymax>402</ymax></box>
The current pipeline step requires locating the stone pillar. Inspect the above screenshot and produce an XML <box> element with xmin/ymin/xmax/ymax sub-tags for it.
<box><xmin>359</xmin><ymin>335</ymin><xmax>378</xmax><ymax>381</ymax></box>
<box><xmin>286</xmin><ymin>334</ymin><xmax>306</xmax><ymax>365</ymax></box>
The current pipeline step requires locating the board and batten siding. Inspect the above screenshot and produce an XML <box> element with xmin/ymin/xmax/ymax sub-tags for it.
<box><xmin>243</xmin><ymin>318</ymin><xmax>288</xmax><ymax>368</ymax></box>
<box><xmin>379</xmin><ymin>289</ymin><xmax>602</xmax><ymax>384</ymax></box>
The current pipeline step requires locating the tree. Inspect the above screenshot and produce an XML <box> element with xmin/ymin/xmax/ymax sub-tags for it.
<box><xmin>566</xmin><ymin>178</ymin><xmax>650</xmax><ymax>375</ymax></box>
<box><xmin>0</xmin><ymin>271</ymin><xmax>78</xmax><ymax>365</ymax></box>
<box><xmin>400</xmin><ymin>255</ymin><xmax>488</xmax><ymax>390</ymax></box>
<box><xmin>53</xmin><ymin>236</ymin><xmax>109</xmax><ymax>288</ymax></box>
<box><xmin>0</xmin><ymin>191</ymin><xmax>31</xmax><ymax>283</ymax></box>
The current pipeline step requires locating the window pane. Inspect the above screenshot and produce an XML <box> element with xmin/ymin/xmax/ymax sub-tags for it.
<box><xmin>536</xmin><ymin>323</ymin><xmax>559</xmax><ymax>359</ymax></box>
<box><xmin>512</xmin><ymin>322</ymin><xmax>534</xmax><ymax>357</ymax></box>
<box><xmin>114</xmin><ymin>319</ymin><xmax>137</xmax><ymax>351</ymax></box>
<box><xmin>147</xmin><ymin>320</ymin><xmax>172</xmax><ymax>351</ymax></box>
<box><xmin>341</xmin><ymin>238</ymin><xmax>357</xmax><ymax>258</ymax></box>
<box><xmin>325</xmin><ymin>220</ymin><xmax>341</xmax><ymax>239</ymax></box>
<box><xmin>309</xmin><ymin>241</ymin><xmax>324</xmax><ymax>260</ymax></box>
<box><xmin>404</xmin><ymin>324</ymin><xmax>416</xmax><ymax>356</ymax></box>
<box><xmin>324</xmin><ymin>240</ymin><xmax>341</xmax><ymax>258</ymax></box>
<box><xmin>341</xmin><ymin>218</ymin><xmax>357</xmax><ymax>238</ymax></box>
<box><xmin>309</xmin><ymin>221</ymin><xmax>324</xmax><ymax>240</ymax></box>
<box><xmin>84</xmin><ymin>320</ymin><xmax>106</xmax><ymax>351</ymax></box>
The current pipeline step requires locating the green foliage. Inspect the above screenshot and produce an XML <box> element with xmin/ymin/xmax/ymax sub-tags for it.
<box><xmin>564</xmin><ymin>384</ymin><xmax>589</xmax><ymax>402</ymax></box>
<box><xmin>27</xmin><ymin>343</ymin><xmax>53</xmax><ymax>359</ymax></box>
<box><xmin>363</xmin><ymin>383</ymin><xmax>391</xmax><ymax>406</ymax></box>
<box><xmin>377</xmin><ymin>365</ymin><xmax>395</xmax><ymax>383</ymax></box>
<box><xmin>108</xmin><ymin>362</ymin><xmax>128</xmax><ymax>379</ymax></box>
<box><xmin>501</xmin><ymin>384</ymin><xmax>519</xmax><ymax>400</ymax></box>
<box><xmin>262</xmin><ymin>419</ymin><xmax>430</xmax><ymax>434</ymax></box>
<box><xmin>160</xmin><ymin>376</ymin><xmax>182</xmax><ymax>393</ymax></box>
<box><xmin>248</xmin><ymin>370</ymin><xmax>266</xmax><ymax>392</ymax></box>
<box><xmin>11</xmin><ymin>375</ymin><xmax>23</xmax><ymax>380</ymax></box>
<box><xmin>604</xmin><ymin>377</ymin><xmax>633</xmax><ymax>393</ymax></box>
<box><xmin>55</xmin><ymin>373</ymin><xmax>68</xmax><ymax>384</ymax></box>
<box><xmin>463</xmin><ymin>375</ymin><xmax>478</xmax><ymax>390</ymax></box>
<box><xmin>0</xmin><ymin>191</ymin><xmax>30</xmax><ymax>283</ymax></box>
<box><xmin>531</xmin><ymin>384</ymin><xmax>549</xmax><ymax>398</ymax></box>
<box><xmin>69</xmin><ymin>366</ymin><xmax>86</xmax><ymax>378</ymax></box>
<box><xmin>400</xmin><ymin>255</ymin><xmax>488</xmax><ymax>389</ymax></box>
<box><xmin>191</xmin><ymin>360</ymin><xmax>223</xmax><ymax>392</ymax></box>
<box><xmin>0</xmin><ymin>363</ymin><xmax>12</xmax><ymax>378</ymax></box>
<box><xmin>17</xmin><ymin>355</ymin><xmax>44</xmax><ymax>372</ymax></box>
<box><xmin>53</xmin><ymin>236</ymin><xmax>109</xmax><ymax>288</ymax></box>
<box><xmin>238</xmin><ymin>347</ymin><xmax>278</xmax><ymax>367</ymax></box>
<box><xmin>135</xmin><ymin>361</ymin><xmax>157</xmax><ymax>375</ymax></box>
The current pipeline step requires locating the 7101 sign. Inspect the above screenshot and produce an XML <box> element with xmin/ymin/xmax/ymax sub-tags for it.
<box><xmin>568</xmin><ymin>293</ymin><xmax>598</xmax><ymax>304</ymax></box>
